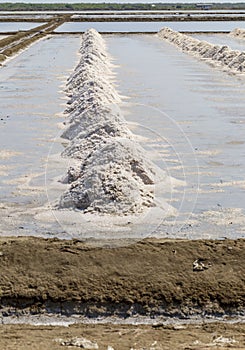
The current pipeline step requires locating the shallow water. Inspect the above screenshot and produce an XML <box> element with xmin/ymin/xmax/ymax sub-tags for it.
<box><xmin>106</xmin><ymin>34</ymin><xmax>245</xmax><ymax>239</ymax></box>
<box><xmin>0</xmin><ymin>22</ymin><xmax>44</xmax><ymax>32</ymax></box>
<box><xmin>55</xmin><ymin>21</ymin><xmax>245</xmax><ymax>33</ymax></box>
<box><xmin>0</xmin><ymin>33</ymin><xmax>245</xmax><ymax>241</ymax></box>
<box><xmin>0</xmin><ymin>35</ymin><xmax>82</xmax><ymax>236</ymax></box>
<box><xmin>192</xmin><ymin>33</ymin><xmax>245</xmax><ymax>51</ymax></box>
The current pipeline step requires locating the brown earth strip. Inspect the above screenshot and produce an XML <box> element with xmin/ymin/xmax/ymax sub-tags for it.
<box><xmin>0</xmin><ymin>237</ymin><xmax>244</xmax><ymax>318</ymax></box>
<box><xmin>70</xmin><ymin>16</ymin><xmax>245</xmax><ymax>21</ymax></box>
<box><xmin>0</xmin><ymin>15</ymin><xmax>70</xmax><ymax>64</ymax></box>
<box><xmin>0</xmin><ymin>322</ymin><xmax>245</xmax><ymax>350</ymax></box>
<box><xmin>0</xmin><ymin>17</ymin><xmax>55</xmax><ymax>22</ymax></box>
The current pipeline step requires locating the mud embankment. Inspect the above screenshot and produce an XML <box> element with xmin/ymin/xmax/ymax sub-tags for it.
<box><xmin>0</xmin><ymin>16</ymin><xmax>69</xmax><ymax>64</ymax></box>
<box><xmin>158</xmin><ymin>27</ymin><xmax>245</xmax><ymax>74</ymax></box>
<box><xmin>0</xmin><ymin>17</ymin><xmax>54</xmax><ymax>23</ymax></box>
<box><xmin>0</xmin><ymin>237</ymin><xmax>244</xmax><ymax>319</ymax></box>
<box><xmin>70</xmin><ymin>15</ymin><xmax>245</xmax><ymax>22</ymax></box>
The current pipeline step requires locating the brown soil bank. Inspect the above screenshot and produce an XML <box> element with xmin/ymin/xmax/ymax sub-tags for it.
<box><xmin>0</xmin><ymin>16</ymin><xmax>70</xmax><ymax>64</ymax></box>
<box><xmin>0</xmin><ymin>237</ymin><xmax>244</xmax><ymax>318</ymax></box>
<box><xmin>70</xmin><ymin>16</ymin><xmax>245</xmax><ymax>22</ymax></box>
<box><xmin>0</xmin><ymin>323</ymin><xmax>245</xmax><ymax>350</ymax></box>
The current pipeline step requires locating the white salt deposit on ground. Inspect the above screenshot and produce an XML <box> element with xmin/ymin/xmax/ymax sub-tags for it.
<box><xmin>158</xmin><ymin>27</ymin><xmax>245</xmax><ymax>74</ymax></box>
<box><xmin>230</xmin><ymin>28</ymin><xmax>245</xmax><ymax>39</ymax></box>
<box><xmin>60</xmin><ymin>138</ymin><xmax>155</xmax><ymax>214</ymax></box>
<box><xmin>59</xmin><ymin>29</ymin><xmax>170</xmax><ymax>215</ymax></box>
<box><xmin>0</xmin><ymin>149</ymin><xmax>21</xmax><ymax>159</ymax></box>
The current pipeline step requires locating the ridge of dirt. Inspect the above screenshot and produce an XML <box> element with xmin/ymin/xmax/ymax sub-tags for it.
<box><xmin>0</xmin><ymin>15</ymin><xmax>70</xmax><ymax>64</ymax></box>
<box><xmin>0</xmin><ymin>237</ymin><xmax>244</xmax><ymax>318</ymax></box>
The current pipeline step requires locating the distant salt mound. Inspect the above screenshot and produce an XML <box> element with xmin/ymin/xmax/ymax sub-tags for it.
<box><xmin>230</xmin><ymin>28</ymin><xmax>245</xmax><ymax>39</ymax></box>
<box><xmin>59</xmin><ymin>29</ymin><xmax>160</xmax><ymax>215</ymax></box>
<box><xmin>158</xmin><ymin>27</ymin><xmax>245</xmax><ymax>74</ymax></box>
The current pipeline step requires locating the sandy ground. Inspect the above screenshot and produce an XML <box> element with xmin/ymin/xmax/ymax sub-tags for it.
<box><xmin>0</xmin><ymin>322</ymin><xmax>245</xmax><ymax>349</ymax></box>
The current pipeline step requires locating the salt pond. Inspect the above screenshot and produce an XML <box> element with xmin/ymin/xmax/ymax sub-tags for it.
<box><xmin>191</xmin><ymin>32</ymin><xmax>245</xmax><ymax>51</ymax></box>
<box><xmin>0</xmin><ymin>33</ymin><xmax>245</xmax><ymax>241</ymax></box>
<box><xmin>105</xmin><ymin>34</ymin><xmax>245</xmax><ymax>239</ymax></box>
<box><xmin>0</xmin><ymin>22</ymin><xmax>44</xmax><ymax>33</ymax></box>
<box><xmin>55</xmin><ymin>21</ymin><xmax>245</xmax><ymax>33</ymax></box>
<box><xmin>0</xmin><ymin>35</ymin><xmax>81</xmax><ymax>236</ymax></box>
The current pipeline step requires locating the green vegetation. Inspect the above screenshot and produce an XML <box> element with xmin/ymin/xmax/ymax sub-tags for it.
<box><xmin>0</xmin><ymin>3</ymin><xmax>245</xmax><ymax>11</ymax></box>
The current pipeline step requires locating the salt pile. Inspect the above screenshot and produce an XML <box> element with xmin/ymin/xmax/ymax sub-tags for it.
<box><xmin>59</xmin><ymin>29</ymin><xmax>156</xmax><ymax>215</ymax></box>
<box><xmin>230</xmin><ymin>28</ymin><xmax>245</xmax><ymax>39</ymax></box>
<box><xmin>158</xmin><ymin>27</ymin><xmax>245</xmax><ymax>74</ymax></box>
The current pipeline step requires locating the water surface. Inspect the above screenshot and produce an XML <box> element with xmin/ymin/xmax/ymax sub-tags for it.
<box><xmin>106</xmin><ymin>34</ymin><xmax>245</xmax><ymax>239</ymax></box>
<box><xmin>192</xmin><ymin>33</ymin><xmax>245</xmax><ymax>51</ymax></box>
<box><xmin>0</xmin><ymin>22</ymin><xmax>44</xmax><ymax>32</ymax></box>
<box><xmin>55</xmin><ymin>21</ymin><xmax>245</xmax><ymax>33</ymax></box>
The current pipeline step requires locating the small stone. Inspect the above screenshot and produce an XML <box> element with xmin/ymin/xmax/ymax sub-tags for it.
<box><xmin>61</xmin><ymin>337</ymin><xmax>99</xmax><ymax>349</ymax></box>
<box><xmin>193</xmin><ymin>258</ymin><xmax>211</xmax><ymax>271</ymax></box>
<box><xmin>213</xmin><ymin>336</ymin><xmax>237</xmax><ymax>345</ymax></box>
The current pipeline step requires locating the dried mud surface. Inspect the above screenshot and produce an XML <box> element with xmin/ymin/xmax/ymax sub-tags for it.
<box><xmin>0</xmin><ymin>322</ymin><xmax>245</xmax><ymax>350</ymax></box>
<box><xmin>0</xmin><ymin>237</ymin><xmax>244</xmax><ymax>318</ymax></box>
